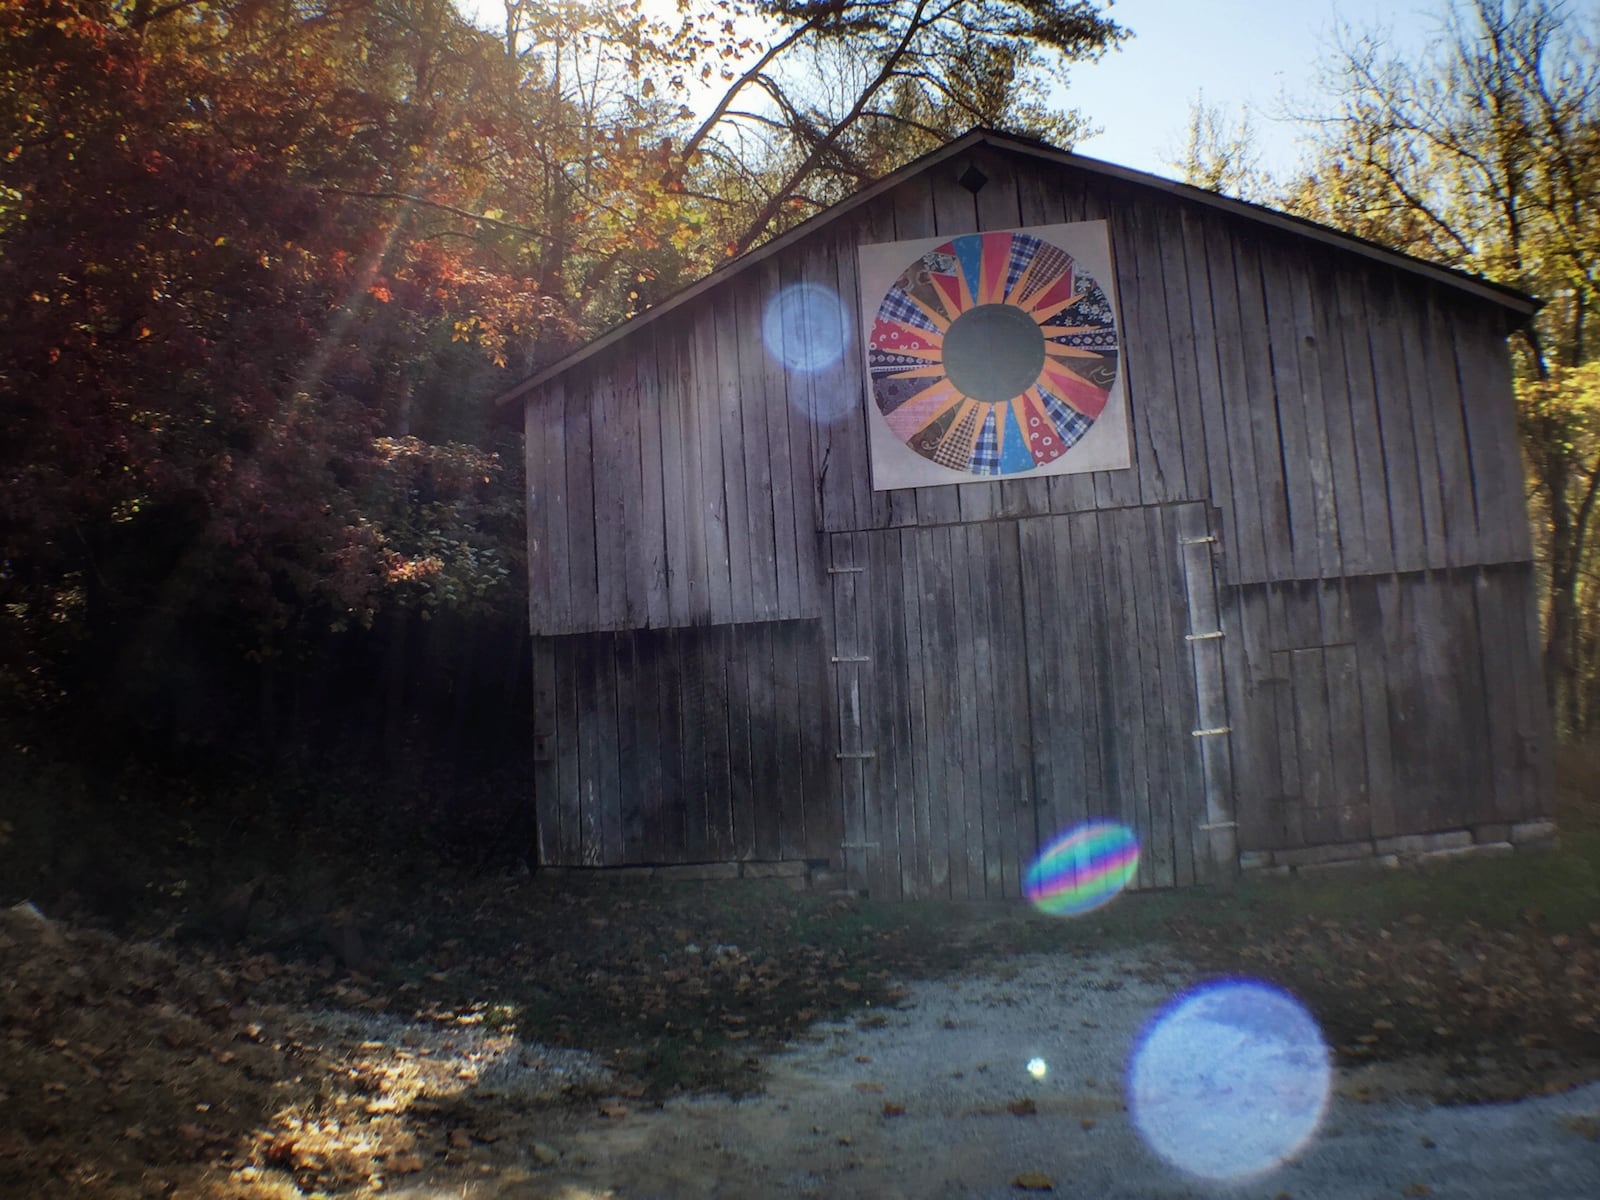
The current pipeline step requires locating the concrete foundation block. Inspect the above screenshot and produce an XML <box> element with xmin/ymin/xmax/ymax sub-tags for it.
<box><xmin>1375</xmin><ymin>830</ymin><xmax>1473</xmax><ymax>856</ymax></box>
<box><xmin>1296</xmin><ymin>854</ymin><xmax>1401</xmax><ymax>877</ymax></box>
<box><xmin>1238</xmin><ymin>850</ymin><xmax>1273</xmax><ymax>871</ymax></box>
<box><xmin>1470</xmin><ymin>823</ymin><xmax>1513</xmax><ymax>845</ymax></box>
<box><xmin>1273</xmin><ymin>840</ymin><xmax>1376</xmax><ymax>868</ymax></box>
<box><xmin>1510</xmin><ymin>819</ymin><xmax>1559</xmax><ymax>844</ymax></box>
<box><xmin>1417</xmin><ymin>841</ymin><xmax>1514</xmax><ymax>866</ymax></box>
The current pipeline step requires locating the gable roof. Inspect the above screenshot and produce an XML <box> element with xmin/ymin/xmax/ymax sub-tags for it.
<box><xmin>496</xmin><ymin>127</ymin><xmax>1539</xmax><ymax>406</ymax></box>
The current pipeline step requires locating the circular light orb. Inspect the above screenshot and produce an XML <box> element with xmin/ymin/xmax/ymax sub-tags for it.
<box><xmin>1026</xmin><ymin>1057</ymin><xmax>1048</xmax><ymax>1081</ymax></box>
<box><xmin>1023</xmin><ymin>820</ymin><xmax>1139</xmax><ymax>916</ymax></box>
<box><xmin>1128</xmin><ymin>980</ymin><xmax>1331</xmax><ymax>1181</ymax></box>
<box><xmin>763</xmin><ymin>282</ymin><xmax>849</xmax><ymax>376</ymax></box>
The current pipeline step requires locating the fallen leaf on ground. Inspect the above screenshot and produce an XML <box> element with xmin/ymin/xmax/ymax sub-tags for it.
<box><xmin>389</xmin><ymin>1153</ymin><xmax>424</xmax><ymax>1174</ymax></box>
<box><xmin>1012</xmin><ymin>1171</ymin><xmax>1055</xmax><ymax>1190</ymax></box>
<box><xmin>853</xmin><ymin>1082</ymin><xmax>885</xmax><ymax>1094</ymax></box>
<box><xmin>882</xmin><ymin>1102</ymin><xmax>905</xmax><ymax>1117</ymax></box>
<box><xmin>1008</xmin><ymin>1098</ymin><xmax>1037</xmax><ymax>1116</ymax></box>
<box><xmin>598</xmin><ymin>1102</ymin><xmax>629</xmax><ymax>1118</ymax></box>
<box><xmin>447</xmin><ymin>1129</ymin><xmax>471</xmax><ymax>1150</ymax></box>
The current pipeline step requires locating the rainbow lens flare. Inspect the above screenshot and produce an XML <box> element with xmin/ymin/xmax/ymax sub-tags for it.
<box><xmin>1023</xmin><ymin>820</ymin><xmax>1139</xmax><ymax>916</ymax></box>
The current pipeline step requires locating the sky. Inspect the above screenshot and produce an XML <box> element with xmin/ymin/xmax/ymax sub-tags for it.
<box><xmin>462</xmin><ymin>0</ymin><xmax>1445</xmax><ymax>182</ymax></box>
<box><xmin>1062</xmin><ymin>0</ymin><xmax>1439</xmax><ymax>179</ymax></box>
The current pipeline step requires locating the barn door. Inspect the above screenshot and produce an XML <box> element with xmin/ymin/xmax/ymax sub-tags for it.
<box><xmin>827</xmin><ymin>503</ymin><xmax>1230</xmax><ymax>900</ymax></box>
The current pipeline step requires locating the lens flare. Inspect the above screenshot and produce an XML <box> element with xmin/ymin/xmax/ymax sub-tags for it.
<box><xmin>1023</xmin><ymin>821</ymin><xmax>1139</xmax><ymax>916</ymax></box>
<box><xmin>763</xmin><ymin>283</ymin><xmax>849</xmax><ymax>378</ymax></box>
<box><xmin>1026</xmin><ymin>1057</ymin><xmax>1047</xmax><ymax>1080</ymax></box>
<box><xmin>1128</xmin><ymin>980</ymin><xmax>1331</xmax><ymax>1180</ymax></box>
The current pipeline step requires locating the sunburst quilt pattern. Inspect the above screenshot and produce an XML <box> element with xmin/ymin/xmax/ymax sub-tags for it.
<box><xmin>859</xmin><ymin>223</ymin><xmax>1128</xmax><ymax>489</ymax></box>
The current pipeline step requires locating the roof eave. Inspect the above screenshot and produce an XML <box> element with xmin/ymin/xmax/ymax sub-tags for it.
<box><xmin>494</xmin><ymin>128</ymin><xmax>1539</xmax><ymax>406</ymax></box>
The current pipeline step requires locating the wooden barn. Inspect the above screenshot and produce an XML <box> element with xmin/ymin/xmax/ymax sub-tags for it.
<box><xmin>502</xmin><ymin>128</ymin><xmax>1554</xmax><ymax>899</ymax></box>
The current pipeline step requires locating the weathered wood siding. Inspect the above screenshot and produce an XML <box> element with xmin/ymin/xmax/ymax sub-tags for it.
<box><xmin>825</xmin><ymin>504</ymin><xmax>1219</xmax><ymax>900</ymax></box>
<box><xmin>522</xmin><ymin>139</ymin><xmax>1546</xmax><ymax>881</ymax></box>
<box><xmin>531</xmin><ymin>620</ymin><xmax>835</xmax><ymax>866</ymax></box>
<box><xmin>1222</xmin><ymin>564</ymin><xmax>1550</xmax><ymax>852</ymax></box>
<box><xmin>525</xmin><ymin>144</ymin><xmax>1534</xmax><ymax>643</ymax></box>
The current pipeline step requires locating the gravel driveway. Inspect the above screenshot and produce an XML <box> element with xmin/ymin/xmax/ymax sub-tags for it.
<box><xmin>473</xmin><ymin>948</ymin><xmax>1600</xmax><ymax>1199</ymax></box>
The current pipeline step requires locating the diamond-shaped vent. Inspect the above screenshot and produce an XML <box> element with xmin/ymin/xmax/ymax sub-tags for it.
<box><xmin>957</xmin><ymin>163</ymin><xmax>989</xmax><ymax>194</ymax></box>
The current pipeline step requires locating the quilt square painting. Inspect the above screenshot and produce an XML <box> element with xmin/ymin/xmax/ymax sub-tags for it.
<box><xmin>857</xmin><ymin>221</ymin><xmax>1131</xmax><ymax>490</ymax></box>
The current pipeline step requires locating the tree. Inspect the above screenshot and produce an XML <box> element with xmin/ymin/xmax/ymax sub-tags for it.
<box><xmin>0</xmin><ymin>0</ymin><xmax>551</xmax><ymax>738</ymax></box>
<box><xmin>665</xmin><ymin>0</ymin><xmax>1128</xmax><ymax>254</ymax></box>
<box><xmin>1275</xmin><ymin>0</ymin><xmax>1600</xmax><ymax>731</ymax></box>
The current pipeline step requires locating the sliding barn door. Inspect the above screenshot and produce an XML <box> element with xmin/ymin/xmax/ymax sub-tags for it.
<box><xmin>828</xmin><ymin>504</ymin><xmax>1226</xmax><ymax>899</ymax></box>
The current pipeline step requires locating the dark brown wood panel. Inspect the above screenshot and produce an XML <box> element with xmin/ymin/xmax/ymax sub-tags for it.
<box><xmin>535</xmin><ymin>621</ymin><xmax>832</xmax><ymax>867</ymax></box>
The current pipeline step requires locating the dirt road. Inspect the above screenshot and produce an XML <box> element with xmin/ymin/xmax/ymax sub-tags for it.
<box><xmin>385</xmin><ymin>950</ymin><xmax>1600</xmax><ymax>1199</ymax></box>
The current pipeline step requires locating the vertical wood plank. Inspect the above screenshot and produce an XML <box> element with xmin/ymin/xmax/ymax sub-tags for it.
<box><xmin>1071</xmin><ymin>511</ymin><xmax>1113</xmax><ymax>833</ymax></box>
<box><xmin>1362</xmin><ymin>272</ymin><xmax>1427</xmax><ymax>573</ymax></box>
<box><xmin>704</xmin><ymin>626</ymin><xmax>735</xmax><ymax>859</ymax></box>
<box><xmin>850</xmin><ymin>528</ymin><xmax>891</xmax><ymax>896</ymax></box>
<box><xmin>554</xmin><ymin>636</ymin><xmax>582</xmax><ymax>865</ymax></box>
<box><xmin>1306</xmin><ymin>258</ymin><xmax>1372</xmax><ymax>577</ymax></box>
<box><xmin>831</xmin><ymin>218</ymin><xmax>889</xmax><ymax>531</ymax></box>
<box><xmin>991</xmin><ymin>521</ymin><xmax>1033</xmax><ymax>897</ymax></box>
<box><xmin>724</xmin><ymin>624</ymin><xmax>756</xmax><ymax>861</ymax></box>
<box><xmin>611</xmin><ymin>355</ymin><xmax>647</xmax><ymax>627</ymax></box>
<box><xmin>590</xmin><ymin>366</ymin><xmax>626</xmax><ymax>627</ymax></box>
<box><xmin>865</xmin><ymin>532</ymin><xmax>907</xmax><ymax>897</ymax></box>
<box><xmin>690</xmin><ymin>306</ymin><xmax>734</xmax><ymax>621</ymax></box>
<box><xmin>635</xmin><ymin>332</ymin><xmax>671</xmax><ymax>628</ymax></box>
<box><xmin>1284</xmin><ymin>259</ymin><xmax>1343</xmax><ymax>578</ymax></box>
<box><xmin>1257</xmin><ymin>247</ymin><xmax>1322</xmax><ymax>580</ymax></box>
<box><xmin>711</xmin><ymin>289</ymin><xmax>753</xmax><ymax>620</ymax></box>
<box><xmin>1455</xmin><ymin>308</ymin><xmax>1532</xmax><ymax>563</ymax></box>
<box><xmin>798</xmin><ymin>618</ymin><xmax>840</xmax><ymax>861</ymax></box>
<box><xmin>563</xmin><ymin>376</ymin><xmax>600</xmax><ymax>628</ymax></box>
<box><xmin>1103</xmin><ymin>508</ymin><xmax>1156</xmax><ymax>886</ymax></box>
<box><xmin>1334</xmin><ymin>266</ymin><xmax>1397</xmax><ymax>574</ymax></box>
<box><xmin>677</xmin><ymin>628</ymin><xmax>710</xmax><ymax>861</ymax></box>
<box><xmin>531</xmin><ymin>637</ymin><xmax>559</xmax><ymax>865</ymax></box>
<box><xmin>1129</xmin><ymin>506</ymin><xmax>1175</xmax><ymax>887</ymax></box>
<box><xmin>1151</xmin><ymin>206</ymin><xmax>1211</xmax><ymax>504</ymax></box>
<box><xmin>771</xmin><ymin>621</ymin><xmax>805</xmax><ymax>861</ymax></box>
<box><xmin>811</xmin><ymin>231</ymin><xmax>864</xmax><ymax>535</ymax></box>
<box><xmin>732</xmin><ymin>276</ymin><xmax>780</xmax><ymax>619</ymax></box>
<box><xmin>615</xmin><ymin>631</ymin><xmax>645</xmax><ymax>861</ymax></box>
<box><xmin>1349</xmin><ymin>579</ymin><xmax>1398</xmax><ymax>839</ymax></box>
<box><xmin>755</xmin><ymin>259</ymin><xmax>807</xmax><ymax>615</ymax></box>
<box><xmin>950</xmin><ymin>524</ymin><xmax>989</xmax><ymax>897</ymax></box>
<box><xmin>1018</xmin><ymin>517</ymin><xmax>1065</xmax><ymax>864</ymax></box>
<box><xmin>1201</xmin><ymin>222</ymin><xmax>1269</xmax><ymax>583</ymax></box>
<box><xmin>1419</xmin><ymin>292</ymin><xmax>1480</xmax><ymax>567</ymax></box>
<box><xmin>1231</xmin><ymin>235</ymin><xmax>1294</xmax><ymax>580</ymax></box>
<box><xmin>655</xmin><ymin>324</ymin><xmax>696</xmax><ymax>624</ymax></box>
<box><xmin>914</xmin><ymin>526</ymin><xmax>956</xmax><ymax>895</ymax></box>
<box><xmin>524</xmin><ymin>394</ymin><xmax>553</xmax><ymax>635</ymax></box>
<box><xmin>896</xmin><ymin>529</ymin><xmax>933</xmax><ymax>897</ymax></box>
<box><xmin>748</xmin><ymin>623</ymin><xmax>782</xmax><ymax>860</ymax></box>
<box><xmin>1115</xmin><ymin>202</ymin><xmax>1184</xmax><ymax>506</ymax></box>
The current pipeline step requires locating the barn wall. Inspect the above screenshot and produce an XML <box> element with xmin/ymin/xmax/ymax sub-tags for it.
<box><xmin>1222</xmin><ymin>563</ymin><xmax>1550</xmax><ymax>854</ymax></box>
<box><xmin>524</xmin><ymin>144</ymin><xmax>1535</xmax><ymax>640</ymax></box>
<box><xmin>530</xmin><ymin>619</ymin><xmax>836</xmax><ymax>866</ymax></box>
<box><xmin>522</xmin><ymin>139</ymin><xmax>1547</xmax><ymax>879</ymax></box>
